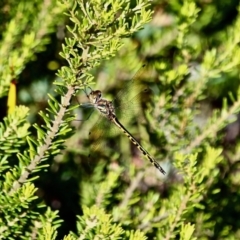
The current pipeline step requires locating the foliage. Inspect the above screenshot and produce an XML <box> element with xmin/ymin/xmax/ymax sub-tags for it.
<box><xmin>64</xmin><ymin>205</ymin><xmax>147</xmax><ymax>240</ymax></box>
<box><xmin>1</xmin><ymin>0</ymin><xmax>240</xmax><ymax>239</ymax></box>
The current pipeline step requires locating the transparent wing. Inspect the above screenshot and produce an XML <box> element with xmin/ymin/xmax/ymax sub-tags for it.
<box><xmin>88</xmin><ymin>114</ymin><xmax>118</xmax><ymax>156</ymax></box>
<box><xmin>112</xmin><ymin>64</ymin><xmax>151</xmax><ymax>123</ymax></box>
<box><xmin>113</xmin><ymin>64</ymin><xmax>148</xmax><ymax>107</ymax></box>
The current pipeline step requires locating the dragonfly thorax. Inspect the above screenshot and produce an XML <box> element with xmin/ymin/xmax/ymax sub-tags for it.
<box><xmin>88</xmin><ymin>90</ymin><xmax>116</xmax><ymax>118</ymax></box>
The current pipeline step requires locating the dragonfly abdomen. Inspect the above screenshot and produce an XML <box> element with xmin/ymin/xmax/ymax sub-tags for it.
<box><xmin>113</xmin><ymin>117</ymin><xmax>166</xmax><ymax>175</ymax></box>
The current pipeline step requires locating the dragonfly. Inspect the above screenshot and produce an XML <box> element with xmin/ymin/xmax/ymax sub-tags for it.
<box><xmin>85</xmin><ymin>65</ymin><xmax>166</xmax><ymax>175</ymax></box>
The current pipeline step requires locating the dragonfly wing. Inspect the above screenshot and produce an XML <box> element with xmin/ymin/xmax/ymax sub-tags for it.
<box><xmin>113</xmin><ymin>64</ymin><xmax>152</xmax><ymax>121</ymax></box>
<box><xmin>113</xmin><ymin>64</ymin><xmax>147</xmax><ymax>106</ymax></box>
<box><xmin>88</xmin><ymin>114</ymin><xmax>118</xmax><ymax>156</ymax></box>
<box><xmin>115</xmin><ymin>86</ymin><xmax>152</xmax><ymax>122</ymax></box>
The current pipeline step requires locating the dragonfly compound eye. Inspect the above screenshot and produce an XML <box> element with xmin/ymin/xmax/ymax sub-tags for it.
<box><xmin>96</xmin><ymin>91</ymin><xmax>101</xmax><ymax>98</ymax></box>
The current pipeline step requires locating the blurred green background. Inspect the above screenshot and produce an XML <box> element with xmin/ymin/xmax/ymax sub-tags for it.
<box><xmin>1</xmin><ymin>0</ymin><xmax>240</xmax><ymax>239</ymax></box>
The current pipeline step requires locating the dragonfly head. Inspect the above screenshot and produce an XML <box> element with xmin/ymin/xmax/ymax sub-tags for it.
<box><xmin>88</xmin><ymin>89</ymin><xmax>102</xmax><ymax>104</ymax></box>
